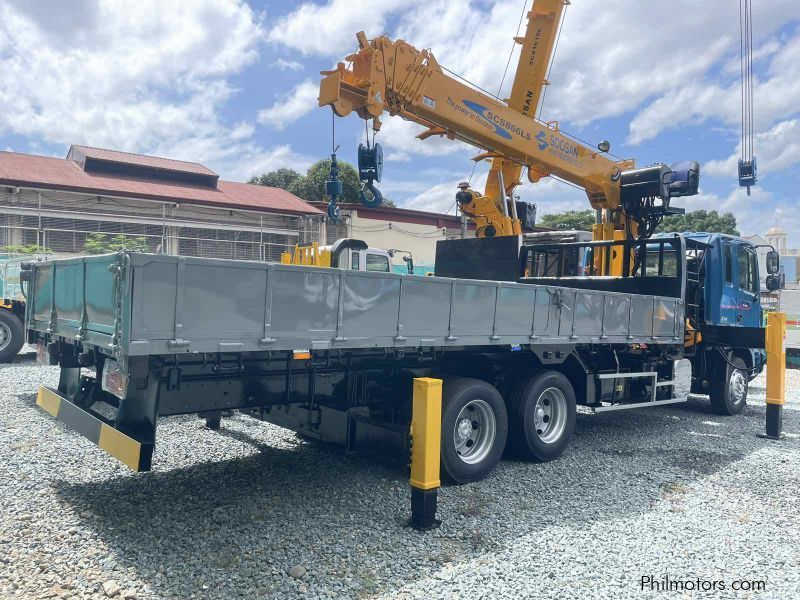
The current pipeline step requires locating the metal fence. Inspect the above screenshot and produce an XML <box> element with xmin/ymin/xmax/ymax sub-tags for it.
<box><xmin>0</xmin><ymin>188</ymin><xmax>324</xmax><ymax>263</ymax></box>
<box><xmin>0</xmin><ymin>224</ymin><xmax>297</xmax><ymax>263</ymax></box>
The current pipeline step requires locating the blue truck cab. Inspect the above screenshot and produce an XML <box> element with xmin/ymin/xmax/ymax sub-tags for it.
<box><xmin>661</xmin><ymin>232</ymin><xmax>779</xmax><ymax>414</ymax></box>
<box><xmin>689</xmin><ymin>233</ymin><xmax>762</xmax><ymax>329</ymax></box>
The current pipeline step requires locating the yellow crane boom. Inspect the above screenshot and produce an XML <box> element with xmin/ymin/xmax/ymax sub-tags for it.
<box><xmin>508</xmin><ymin>0</ymin><xmax>566</xmax><ymax>119</ymax></box>
<box><xmin>318</xmin><ymin>1</ymin><xmax>697</xmax><ymax>244</ymax></box>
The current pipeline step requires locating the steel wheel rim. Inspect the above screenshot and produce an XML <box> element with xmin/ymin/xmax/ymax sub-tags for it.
<box><xmin>729</xmin><ymin>369</ymin><xmax>747</xmax><ymax>405</ymax></box>
<box><xmin>533</xmin><ymin>387</ymin><xmax>567</xmax><ymax>444</ymax></box>
<box><xmin>0</xmin><ymin>321</ymin><xmax>10</xmax><ymax>352</ymax></box>
<box><xmin>453</xmin><ymin>399</ymin><xmax>496</xmax><ymax>465</ymax></box>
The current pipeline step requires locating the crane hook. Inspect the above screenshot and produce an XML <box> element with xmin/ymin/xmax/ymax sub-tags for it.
<box><xmin>358</xmin><ymin>140</ymin><xmax>384</xmax><ymax>208</ymax></box>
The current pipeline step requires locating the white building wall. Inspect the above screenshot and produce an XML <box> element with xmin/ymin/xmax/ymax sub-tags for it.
<box><xmin>766</xmin><ymin>232</ymin><xmax>788</xmax><ymax>253</ymax></box>
<box><xmin>346</xmin><ymin>210</ymin><xmax>472</xmax><ymax>273</ymax></box>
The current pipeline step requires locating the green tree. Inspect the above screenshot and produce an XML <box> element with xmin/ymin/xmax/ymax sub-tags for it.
<box><xmin>248</xmin><ymin>168</ymin><xmax>303</xmax><ymax>190</ymax></box>
<box><xmin>84</xmin><ymin>233</ymin><xmax>150</xmax><ymax>254</ymax></box>
<box><xmin>288</xmin><ymin>159</ymin><xmax>363</xmax><ymax>203</ymax></box>
<box><xmin>538</xmin><ymin>209</ymin><xmax>595</xmax><ymax>231</ymax></box>
<box><xmin>657</xmin><ymin>210</ymin><xmax>739</xmax><ymax>235</ymax></box>
<box><xmin>250</xmin><ymin>159</ymin><xmax>395</xmax><ymax>207</ymax></box>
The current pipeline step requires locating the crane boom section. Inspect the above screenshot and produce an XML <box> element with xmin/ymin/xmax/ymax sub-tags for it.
<box><xmin>508</xmin><ymin>0</ymin><xmax>569</xmax><ymax>118</ymax></box>
<box><xmin>319</xmin><ymin>34</ymin><xmax>633</xmax><ymax>210</ymax></box>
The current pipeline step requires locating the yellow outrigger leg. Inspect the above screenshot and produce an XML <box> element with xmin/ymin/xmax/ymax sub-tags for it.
<box><xmin>409</xmin><ymin>377</ymin><xmax>443</xmax><ymax>530</ymax></box>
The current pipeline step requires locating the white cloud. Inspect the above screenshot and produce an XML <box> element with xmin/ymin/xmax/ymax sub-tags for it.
<box><xmin>705</xmin><ymin>119</ymin><xmax>800</xmax><ymax>178</ymax></box>
<box><xmin>0</xmin><ymin>0</ymin><xmax>313</xmax><ymax>182</ymax></box>
<box><xmin>674</xmin><ymin>184</ymin><xmax>800</xmax><ymax>247</ymax></box>
<box><xmin>163</xmin><ymin>140</ymin><xmax>313</xmax><ymax>183</ymax></box>
<box><xmin>270</xmin><ymin>0</ymin><xmax>799</xmax><ymax>141</ymax></box>
<box><xmin>390</xmin><ymin>0</ymin><xmax>799</xmax><ymax>128</ymax></box>
<box><xmin>402</xmin><ymin>180</ymin><xmax>461</xmax><ymax>214</ymax></box>
<box><xmin>267</xmin><ymin>0</ymin><xmax>416</xmax><ymax>58</ymax></box>
<box><xmin>403</xmin><ymin>172</ymin><xmax>487</xmax><ymax>215</ymax></box>
<box><xmin>271</xmin><ymin>58</ymin><xmax>304</xmax><ymax>72</ymax></box>
<box><xmin>540</xmin><ymin>1</ymin><xmax>799</xmax><ymax>127</ymax></box>
<box><xmin>628</xmin><ymin>33</ymin><xmax>800</xmax><ymax>145</ymax></box>
<box><xmin>400</xmin><ymin>165</ymin><xmax>587</xmax><ymax>216</ymax></box>
<box><xmin>257</xmin><ymin>79</ymin><xmax>319</xmax><ymax>130</ymax></box>
<box><xmin>378</xmin><ymin>118</ymin><xmax>471</xmax><ymax>162</ymax></box>
<box><xmin>516</xmin><ymin>177</ymin><xmax>588</xmax><ymax>217</ymax></box>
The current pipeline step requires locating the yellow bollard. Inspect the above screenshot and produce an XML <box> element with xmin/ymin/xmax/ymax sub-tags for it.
<box><xmin>409</xmin><ymin>377</ymin><xmax>442</xmax><ymax>530</ymax></box>
<box><xmin>759</xmin><ymin>311</ymin><xmax>786</xmax><ymax>440</ymax></box>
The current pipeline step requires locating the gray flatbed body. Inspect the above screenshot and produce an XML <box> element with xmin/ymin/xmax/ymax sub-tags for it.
<box><xmin>25</xmin><ymin>252</ymin><xmax>685</xmax><ymax>358</ymax></box>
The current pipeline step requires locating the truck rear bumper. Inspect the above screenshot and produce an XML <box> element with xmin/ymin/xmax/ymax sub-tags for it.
<box><xmin>36</xmin><ymin>386</ymin><xmax>153</xmax><ymax>472</ymax></box>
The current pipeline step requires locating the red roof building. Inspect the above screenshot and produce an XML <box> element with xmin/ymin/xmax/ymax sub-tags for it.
<box><xmin>0</xmin><ymin>147</ymin><xmax>321</xmax><ymax>217</ymax></box>
<box><xmin>0</xmin><ymin>145</ymin><xmax>322</xmax><ymax>261</ymax></box>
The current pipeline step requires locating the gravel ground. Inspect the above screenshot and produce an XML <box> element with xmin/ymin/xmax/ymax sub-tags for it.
<box><xmin>1</xmin><ymin>353</ymin><xmax>798</xmax><ymax>600</ymax></box>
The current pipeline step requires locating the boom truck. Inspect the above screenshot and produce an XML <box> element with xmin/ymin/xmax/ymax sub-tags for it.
<box><xmin>24</xmin><ymin>2</ymin><xmax>779</xmax><ymax>492</ymax></box>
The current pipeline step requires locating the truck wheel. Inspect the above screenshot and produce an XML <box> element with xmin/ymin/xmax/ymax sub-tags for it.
<box><xmin>0</xmin><ymin>310</ymin><xmax>24</xmax><ymax>363</ymax></box>
<box><xmin>440</xmin><ymin>377</ymin><xmax>508</xmax><ymax>484</ymax></box>
<box><xmin>709</xmin><ymin>355</ymin><xmax>747</xmax><ymax>416</ymax></box>
<box><xmin>507</xmin><ymin>370</ymin><xmax>576</xmax><ymax>462</ymax></box>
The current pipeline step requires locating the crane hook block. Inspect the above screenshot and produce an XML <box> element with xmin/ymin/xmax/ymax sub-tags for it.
<box><xmin>358</xmin><ymin>142</ymin><xmax>384</xmax><ymax>208</ymax></box>
<box><xmin>738</xmin><ymin>158</ymin><xmax>757</xmax><ymax>196</ymax></box>
<box><xmin>358</xmin><ymin>142</ymin><xmax>383</xmax><ymax>183</ymax></box>
<box><xmin>326</xmin><ymin>152</ymin><xmax>343</xmax><ymax>222</ymax></box>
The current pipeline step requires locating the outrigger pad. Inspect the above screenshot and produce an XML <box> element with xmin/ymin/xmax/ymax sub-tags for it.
<box><xmin>36</xmin><ymin>386</ymin><xmax>153</xmax><ymax>472</ymax></box>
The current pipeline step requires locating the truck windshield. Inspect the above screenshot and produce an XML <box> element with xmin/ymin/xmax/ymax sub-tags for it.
<box><xmin>366</xmin><ymin>253</ymin><xmax>390</xmax><ymax>272</ymax></box>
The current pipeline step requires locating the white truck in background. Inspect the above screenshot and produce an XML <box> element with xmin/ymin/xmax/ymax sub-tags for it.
<box><xmin>282</xmin><ymin>238</ymin><xmax>415</xmax><ymax>274</ymax></box>
<box><xmin>1</xmin><ymin>255</ymin><xmax>28</xmax><ymax>362</ymax></box>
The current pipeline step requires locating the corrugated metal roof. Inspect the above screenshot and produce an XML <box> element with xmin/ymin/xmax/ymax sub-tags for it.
<box><xmin>0</xmin><ymin>151</ymin><xmax>321</xmax><ymax>216</ymax></box>
<box><xmin>71</xmin><ymin>145</ymin><xmax>218</xmax><ymax>176</ymax></box>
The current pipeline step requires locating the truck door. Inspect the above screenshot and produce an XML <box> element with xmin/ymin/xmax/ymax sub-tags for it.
<box><xmin>735</xmin><ymin>242</ymin><xmax>760</xmax><ymax>327</ymax></box>
<box><xmin>718</xmin><ymin>241</ymin><xmax>739</xmax><ymax>326</ymax></box>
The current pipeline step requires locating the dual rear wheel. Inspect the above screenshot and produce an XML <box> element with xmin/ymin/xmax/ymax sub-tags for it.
<box><xmin>439</xmin><ymin>371</ymin><xmax>576</xmax><ymax>483</ymax></box>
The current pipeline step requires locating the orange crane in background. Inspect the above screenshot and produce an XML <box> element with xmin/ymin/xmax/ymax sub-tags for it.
<box><xmin>318</xmin><ymin>0</ymin><xmax>699</xmax><ymax>252</ymax></box>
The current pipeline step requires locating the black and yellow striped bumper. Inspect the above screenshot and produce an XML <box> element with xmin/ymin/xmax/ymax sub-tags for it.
<box><xmin>36</xmin><ymin>386</ymin><xmax>153</xmax><ymax>472</ymax></box>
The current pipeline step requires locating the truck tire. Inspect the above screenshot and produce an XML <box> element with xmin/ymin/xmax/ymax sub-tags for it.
<box><xmin>440</xmin><ymin>377</ymin><xmax>508</xmax><ymax>484</ymax></box>
<box><xmin>0</xmin><ymin>310</ymin><xmax>24</xmax><ymax>363</ymax></box>
<box><xmin>709</xmin><ymin>355</ymin><xmax>747</xmax><ymax>416</ymax></box>
<box><xmin>507</xmin><ymin>370</ymin><xmax>576</xmax><ymax>462</ymax></box>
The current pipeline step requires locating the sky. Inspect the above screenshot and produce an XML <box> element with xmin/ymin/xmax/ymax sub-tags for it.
<box><xmin>1</xmin><ymin>0</ymin><xmax>799</xmax><ymax>243</ymax></box>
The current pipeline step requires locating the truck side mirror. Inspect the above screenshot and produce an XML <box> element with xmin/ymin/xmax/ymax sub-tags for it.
<box><xmin>765</xmin><ymin>274</ymin><xmax>781</xmax><ymax>292</ymax></box>
<box><xmin>766</xmin><ymin>250</ymin><xmax>780</xmax><ymax>275</ymax></box>
<box><xmin>403</xmin><ymin>255</ymin><xmax>414</xmax><ymax>275</ymax></box>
